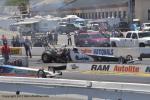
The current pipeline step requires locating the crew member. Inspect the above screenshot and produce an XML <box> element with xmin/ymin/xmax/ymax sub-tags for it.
<box><xmin>1</xmin><ymin>34</ymin><xmax>7</xmax><ymax>45</ymax></box>
<box><xmin>1</xmin><ymin>41</ymin><xmax>10</xmax><ymax>64</ymax></box>
<box><xmin>67</xmin><ymin>32</ymin><xmax>72</xmax><ymax>45</ymax></box>
<box><xmin>23</xmin><ymin>36</ymin><xmax>32</xmax><ymax>58</ymax></box>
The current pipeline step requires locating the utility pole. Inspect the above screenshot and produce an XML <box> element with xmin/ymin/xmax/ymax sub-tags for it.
<box><xmin>128</xmin><ymin>0</ymin><xmax>135</xmax><ymax>23</ymax></box>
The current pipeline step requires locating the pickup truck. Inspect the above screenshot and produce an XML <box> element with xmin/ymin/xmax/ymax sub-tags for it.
<box><xmin>56</xmin><ymin>23</ymin><xmax>87</xmax><ymax>34</ymax></box>
<box><xmin>110</xmin><ymin>31</ymin><xmax>150</xmax><ymax>47</ymax></box>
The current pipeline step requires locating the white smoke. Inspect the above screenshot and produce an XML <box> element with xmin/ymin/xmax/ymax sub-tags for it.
<box><xmin>30</xmin><ymin>0</ymin><xmax>65</xmax><ymax>10</ymax></box>
<box><xmin>30</xmin><ymin>0</ymin><xmax>65</xmax><ymax>16</ymax></box>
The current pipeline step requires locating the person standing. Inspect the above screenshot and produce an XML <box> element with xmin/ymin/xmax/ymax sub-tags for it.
<box><xmin>11</xmin><ymin>36</ymin><xmax>16</xmax><ymax>47</ymax></box>
<box><xmin>54</xmin><ymin>32</ymin><xmax>58</xmax><ymax>45</ymax></box>
<box><xmin>48</xmin><ymin>32</ymin><xmax>53</xmax><ymax>45</ymax></box>
<box><xmin>20</xmin><ymin>36</ymin><xmax>25</xmax><ymax>47</ymax></box>
<box><xmin>67</xmin><ymin>32</ymin><xmax>72</xmax><ymax>45</ymax></box>
<box><xmin>23</xmin><ymin>36</ymin><xmax>32</xmax><ymax>58</ymax></box>
<box><xmin>1</xmin><ymin>34</ymin><xmax>7</xmax><ymax>45</ymax></box>
<box><xmin>1</xmin><ymin>41</ymin><xmax>10</xmax><ymax>64</ymax></box>
<box><xmin>15</xmin><ymin>35</ymin><xmax>20</xmax><ymax>47</ymax></box>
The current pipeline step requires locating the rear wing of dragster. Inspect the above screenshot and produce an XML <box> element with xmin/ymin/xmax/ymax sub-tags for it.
<box><xmin>47</xmin><ymin>63</ymin><xmax>67</xmax><ymax>73</ymax></box>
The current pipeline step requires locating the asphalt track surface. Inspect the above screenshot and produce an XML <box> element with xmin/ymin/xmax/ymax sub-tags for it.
<box><xmin>0</xmin><ymin>56</ymin><xmax>150</xmax><ymax>100</ymax></box>
<box><xmin>27</xmin><ymin>56</ymin><xmax>150</xmax><ymax>84</ymax></box>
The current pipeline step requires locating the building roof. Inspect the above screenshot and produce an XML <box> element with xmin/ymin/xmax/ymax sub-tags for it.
<box><xmin>30</xmin><ymin>0</ymin><xmax>65</xmax><ymax>11</ymax></box>
<box><xmin>60</xmin><ymin>0</ymin><xmax>129</xmax><ymax>10</ymax></box>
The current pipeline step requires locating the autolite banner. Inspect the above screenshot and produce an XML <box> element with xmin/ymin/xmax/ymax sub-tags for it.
<box><xmin>67</xmin><ymin>63</ymin><xmax>150</xmax><ymax>74</ymax></box>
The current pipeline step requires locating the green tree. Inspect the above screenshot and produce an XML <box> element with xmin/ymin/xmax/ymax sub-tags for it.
<box><xmin>5</xmin><ymin>0</ymin><xmax>30</xmax><ymax>18</ymax></box>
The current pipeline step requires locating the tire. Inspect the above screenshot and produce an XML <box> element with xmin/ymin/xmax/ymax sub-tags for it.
<box><xmin>139</xmin><ymin>43</ymin><xmax>145</xmax><ymax>47</ymax></box>
<box><xmin>37</xmin><ymin>69</ymin><xmax>47</xmax><ymax>78</ymax></box>
<box><xmin>42</xmin><ymin>53</ymin><xmax>50</xmax><ymax>63</ymax></box>
<box><xmin>103</xmin><ymin>43</ymin><xmax>110</xmax><ymax>47</ymax></box>
<box><xmin>138</xmin><ymin>56</ymin><xmax>142</xmax><ymax>61</ymax></box>
<box><xmin>126</xmin><ymin>55</ymin><xmax>133</xmax><ymax>61</ymax></box>
<box><xmin>111</xmin><ymin>42</ymin><xmax>117</xmax><ymax>47</ymax></box>
<box><xmin>119</xmin><ymin>56</ymin><xmax>125</xmax><ymax>64</ymax></box>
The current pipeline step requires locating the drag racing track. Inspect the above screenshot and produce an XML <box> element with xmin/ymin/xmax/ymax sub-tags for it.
<box><xmin>0</xmin><ymin>57</ymin><xmax>150</xmax><ymax>100</ymax></box>
<box><xmin>61</xmin><ymin>71</ymin><xmax>150</xmax><ymax>84</ymax></box>
<box><xmin>29</xmin><ymin>57</ymin><xmax>150</xmax><ymax>84</ymax></box>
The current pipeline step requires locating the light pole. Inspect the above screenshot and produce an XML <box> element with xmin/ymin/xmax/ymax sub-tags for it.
<box><xmin>128</xmin><ymin>0</ymin><xmax>135</xmax><ymax>23</ymax></box>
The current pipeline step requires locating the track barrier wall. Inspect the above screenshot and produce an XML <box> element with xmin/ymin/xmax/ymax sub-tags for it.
<box><xmin>0</xmin><ymin>47</ymin><xmax>149</xmax><ymax>59</ymax></box>
<box><xmin>22</xmin><ymin>47</ymin><xmax>150</xmax><ymax>58</ymax></box>
<box><xmin>0</xmin><ymin>76</ymin><xmax>150</xmax><ymax>93</ymax></box>
<box><xmin>0</xmin><ymin>76</ymin><xmax>150</xmax><ymax>100</ymax></box>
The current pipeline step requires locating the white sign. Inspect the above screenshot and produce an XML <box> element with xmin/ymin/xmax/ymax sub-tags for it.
<box><xmin>67</xmin><ymin>63</ymin><xmax>150</xmax><ymax>74</ymax></box>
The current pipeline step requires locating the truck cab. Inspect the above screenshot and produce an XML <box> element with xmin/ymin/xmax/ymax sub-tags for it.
<box><xmin>110</xmin><ymin>31</ymin><xmax>150</xmax><ymax>47</ymax></box>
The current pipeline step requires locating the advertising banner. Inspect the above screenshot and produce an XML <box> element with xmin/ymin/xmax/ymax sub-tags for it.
<box><xmin>67</xmin><ymin>63</ymin><xmax>150</xmax><ymax>74</ymax></box>
<box><xmin>77</xmin><ymin>47</ymin><xmax>140</xmax><ymax>58</ymax></box>
<box><xmin>10</xmin><ymin>47</ymin><xmax>22</xmax><ymax>55</ymax></box>
<box><xmin>0</xmin><ymin>47</ymin><xmax>22</xmax><ymax>55</ymax></box>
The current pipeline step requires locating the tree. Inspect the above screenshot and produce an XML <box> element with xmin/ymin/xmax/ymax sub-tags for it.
<box><xmin>5</xmin><ymin>0</ymin><xmax>30</xmax><ymax>18</ymax></box>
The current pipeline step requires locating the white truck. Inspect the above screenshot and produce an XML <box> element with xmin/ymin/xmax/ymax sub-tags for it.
<box><xmin>141</xmin><ymin>23</ymin><xmax>150</xmax><ymax>31</ymax></box>
<box><xmin>110</xmin><ymin>31</ymin><xmax>150</xmax><ymax>47</ymax></box>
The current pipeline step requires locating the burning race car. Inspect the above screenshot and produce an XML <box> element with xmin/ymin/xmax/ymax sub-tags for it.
<box><xmin>41</xmin><ymin>45</ymin><xmax>134</xmax><ymax>64</ymax></box>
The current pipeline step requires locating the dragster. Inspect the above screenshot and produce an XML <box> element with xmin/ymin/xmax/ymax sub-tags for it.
<box><xmin>0</xmin><ymin>65</ymin><xmax>62</xmax><ymax>78</ymax></box>
<box><xmin>0</xmin><ymin>57</ymin><xmax>62</xmax><ymax>78</ymax></box>
<box><xmin>41</xmin><ymin>45</ymin><xmax>139</xmax><ymax>64</ymax></box>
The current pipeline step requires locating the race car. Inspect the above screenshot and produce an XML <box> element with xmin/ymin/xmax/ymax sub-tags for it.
<box><xmin>0</xmin><ymin>65</ymin><xmax>62</xmax><ymax>78</ymax></box>
<box><xmin>41</xmin><ymin>46</ymin><xmax>132</xmax><ymax>64</ymax></box>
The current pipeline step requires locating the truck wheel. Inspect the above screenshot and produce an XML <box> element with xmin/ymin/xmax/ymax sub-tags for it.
<box><xmin>126</xmin><ymin>55</ymin><xmax>133</xmax><ymax>61</ymax></box>
<box><xmin>111</xmin><ymin>42</ymin><xmax>117</xmax><ymax>47</ymax></box>
<box><xmin>42</xmin><ymin>54</ymin><xmax>49</xmax><ymax>63</ymax></box>
<box><xmin>139</xmin><ymin>43</ymin><xmax>145</xmax><ymax>47</ymax></box>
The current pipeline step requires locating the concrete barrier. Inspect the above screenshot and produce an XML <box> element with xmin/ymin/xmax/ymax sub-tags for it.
<box><xmin>0</xmin><ymin>76</ymin><xmax>89</xmax><ymax>88</ymax></box>
<box><xmin>0</xmin><ymin>76</ymin><xmax>150</xmax><ymax>93</ymax></box>
<box><xmin>0</xmin><ymin>76</ymin><xmax>150</xmax><ymax>100</ymax></box>
<box><xmin>92</xmin><ymin>81</ymin><xmax>150</xmax><ymax>93</ymax></box>
<box><xmin>22</xmin><ymin>47</ymin><xmax>45</xmax><ymax>56</ymax></box>
<box><xmin>20</xmin><ymin>47</ymin><xmax>144</xmax><ymax>58</ymax></box>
